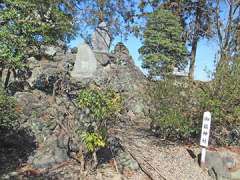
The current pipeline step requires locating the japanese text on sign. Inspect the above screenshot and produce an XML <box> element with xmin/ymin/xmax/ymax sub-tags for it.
<box><xmin>200</xmin><ymin>111</ymin><xmax>211</xmax><ymax>147</ymax></box>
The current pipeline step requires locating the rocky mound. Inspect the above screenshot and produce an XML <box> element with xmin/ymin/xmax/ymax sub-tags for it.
<box><xmin>0</xmin><ymin>41</ymin><xmax>151</xmax><ymax>179</ymax></box>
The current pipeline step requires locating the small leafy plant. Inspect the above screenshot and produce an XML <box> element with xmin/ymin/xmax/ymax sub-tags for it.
<box><xmin>77</xmin><ymin>87</ymin><xmax>122</xmax><ymax>120</ymax></box>
<box><xmin>76</xmin><ymin>86</ymin><xmax>122</xmax><ymax>153</ymax></box>
<box><xmin>81</xmin><ymin>132</ymin><xmax>105</xmax><ymax>152</ymax></box>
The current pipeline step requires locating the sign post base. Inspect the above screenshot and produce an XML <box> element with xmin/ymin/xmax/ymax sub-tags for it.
<box><xmin>200</xmin><ymin>147</ymin><xmax>207</xmax><ymax>168</ymax></box>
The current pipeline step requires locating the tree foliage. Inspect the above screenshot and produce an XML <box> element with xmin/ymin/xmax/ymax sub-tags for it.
<box><xmin>76</xmin><ymin>0</ymin><xmax>138</xmax><ymax>43</ymax></box>
<box><xmin>197</xmin><ymin>2</ymin><xmax>240</xmax><ymax>145</ymax></box>
<box><xmin>198</xmin><ymin>56</ymin><xmax>240</xmax><ymax>145</ymax></box>
<box><xmin>0</xmin><ymin>0</ymin><xmax>78</xmax><ymax>86</ymax></box>
<box><xmin>139</xmin><ymin>8</ymin><xmax>187</xmax><ymax>78</ymax></box>
<box><xmin>139</xmin><ymin>0</ymin><xmax>215</xmax><ymax>80</ymax></box>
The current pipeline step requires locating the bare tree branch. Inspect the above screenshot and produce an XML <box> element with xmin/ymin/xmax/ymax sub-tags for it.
<box><xmin>223</xmin><ymin>0</ymin><xmax>234</xmax><ymax>51</ymax></box>
<box><xmin>216</xmin><ymin>0</ymin><xmax>223</xmax><ymax>48</ymax></box>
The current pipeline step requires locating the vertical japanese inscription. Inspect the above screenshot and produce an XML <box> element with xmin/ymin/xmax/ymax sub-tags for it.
<box><xmin>200</xmin><ymin>111</ymin><xmax>211</xmax><ymax>147</ymax></box>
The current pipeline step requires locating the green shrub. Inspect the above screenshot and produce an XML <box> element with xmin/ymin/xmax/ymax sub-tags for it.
<box><xmin>199</xmin><ymin>59</ymin><xmax>240</xmax><ymax>125</ymax></box>
<box><xmin>76</xmin><ymin>86</ymin><xmax>122</xmax><ymax>153</ymax></box>
<box><xmin>0</xmin><ymin>87</ymin><xmax>19</xmax><ymax>129</ymax></box>
<box><xmin>149</xmin><ymin>78</ymin><xmax>200</xmax><ymax>141</ymax></box>
<box><xmin>150</xmin><ymin>57</ymin><xmax>240</xmax><ymax>145</ymax></box>
<box><xmin>77</xmin><ymin>87</ymin><xmax>122</xmax><ymax>121</ymax></box>
<box><xmin>198</xmin><ymin>57</ymin><xmax>240</xmax><ymax>145</ymax></box>
<box><xmin>81</xmin><ymin>132</ymin><xmax>105</xmax><ymax>152</ymax></box>
<box><xmin>152</xmin><ymin>107</ymin><xmax>193</xmax><ymax>140</ymax></box>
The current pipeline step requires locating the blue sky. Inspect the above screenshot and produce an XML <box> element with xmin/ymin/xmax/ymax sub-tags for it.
<box><xmin>193</xmin><ymin>39</ymin><xmax>218</xmax><ymax>80</ymax></box>
<box><xmin>70</xmin><ymin>34</ymin><xmax>218</xmax><ymax>81</ymax></box>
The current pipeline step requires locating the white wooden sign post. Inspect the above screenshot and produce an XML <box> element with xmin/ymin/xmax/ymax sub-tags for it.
<box><xmin>200</xmin><ymin>111</ymin><xmax>211</xmax><ymax>166</ymax></box>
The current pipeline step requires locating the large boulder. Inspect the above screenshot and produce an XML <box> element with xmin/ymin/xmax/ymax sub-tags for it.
<box><xmin>30</xmin><ymin>135</ymin><xmax>69</xmax><ymax>169</ymax></box>
<box><xmin>110</xmin><ymin>43</ymin><xmax>150</xmax><ymax>117</ymax></box>
<box><xmin>40</xmin><ymin>42</ymin><xmax>67</xmax><ymax>61</ymax></box>
<box><xmin>92</xmin><ymin>21</ymin><xmax>111</xmax><ymax>53</ymax></box>
<box><xmin>202</xmin><ymin>149</ymin><xmax>240</xmax><ymax>180</ymax></box>
<box><xmin>7</xmin><ymin>80</ymin><xmax>31</xmax><ymax>95</ymax></box>
<box><xmin>70</xmin><ymin>43</ymin><xmax>97</xmax><ymax>80</ymax></box>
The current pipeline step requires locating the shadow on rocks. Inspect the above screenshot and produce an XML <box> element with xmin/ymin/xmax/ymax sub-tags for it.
<box><xmin>0</xmin><ymin>127</ymin><xmax>36</xmax><ymax>176</ymax></box>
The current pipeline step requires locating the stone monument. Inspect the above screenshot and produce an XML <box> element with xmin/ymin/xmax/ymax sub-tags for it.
<box><xmin>71</xmin><ymin>43</ymin><xmax>97</xmax><ymax>79</ymax></box>
<box><xmin>92</xmin><ymin>22</ymin><xmax>111</xmax><ymax>52</ymax></box>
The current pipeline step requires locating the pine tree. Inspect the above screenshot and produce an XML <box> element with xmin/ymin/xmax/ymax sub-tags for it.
<box><xmin>138</xmin><ymin>0</ymin><xmax>215</xmax><ymax>80</ymax></box>
<box><xmin>139</xmin><ymin>8</ymin><xmax>187</xmax><ymax>78</ymax></box>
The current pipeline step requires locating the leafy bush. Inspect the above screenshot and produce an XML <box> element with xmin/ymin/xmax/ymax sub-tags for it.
<box><xmin>198</xmin><ymin>57</ymin><xmax>240</xmax><ymax>145</ymax></box>
<box><xmin>76</xmin><ymin>87</ymin><xmax>122</xmax><ymax>153</ymax></box>
<box><xmin>149</xmin><ymin>57</ymin><xmax>240</xmax><ymax>145</ymax></box>
<box><xmin>152</xmin><ymin>108</ymin><xmax>193</xmax><ymax>140</ymax></box>
<box><xmin>0</xmin><ymin>87</ymin><xmax>19</xmax><ymax>129</ymax></box>
<box><xmin>149</xmin><ymin>78</ymin><xmax>200</xmax><ymax>141</ymax></box>
<box><xmin>77</xmin><ymin>87</ymin><xmax>122</xmax><ymax>121</ymax></box>
<box><xmin>81</xmin><ymin>132</ymin><xmax>105</xmax><ymax>152</ymax></box>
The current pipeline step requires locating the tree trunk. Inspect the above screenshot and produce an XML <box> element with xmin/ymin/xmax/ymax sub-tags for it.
<box><xmin>189</xmin><ymin>37</ymin><xmax>198</xmax><ymax>80</ymax></box>
<box><xmin>216</xmin><ymin>0</ymin><xmax>234</xmax><ymax>70</ymax></box>
<box><xmin>216</xmin><ymin>49</ymin><xmax>228</xmax><ymax>72</ymax></box>
<box><xmin>4</xmin><ymin>68</ymin><xmax>11</xmax><ymax>89</ymax></box>
<box><xmin>188</xmin><ymin>2</ymin><xmax>202</xmax><ymax>80</ymax></box>
<box><xmin>0</xmin><ymin>68</ymin><xmax>3</xmax><ymax>85</ymax></box>
<box><xmin>98</xmin><ymin>0</ymin><xmax>105</xmax><ymax>22</ymax></box>
<box><xmin>12</xmin><ymin>68</ymin><xmax>17</xmax><ymax>80</ymax></box>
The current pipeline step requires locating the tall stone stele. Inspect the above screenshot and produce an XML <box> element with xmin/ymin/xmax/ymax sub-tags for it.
<box><xmin>92</xmin><ymin>22</ymin><xmax>111</xmax><ymax>52</ymax></box>
<box><xmin>71</xmin><ymin>43</ymin><xmax>97</xmax><ymax>79</ymax></box>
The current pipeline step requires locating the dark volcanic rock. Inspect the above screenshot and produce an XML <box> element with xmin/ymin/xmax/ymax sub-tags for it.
<box><xmin>7</xmin><ymin>80</ymin><xmax>31</xmax><ymax>95</ymax></box>
<box><xmin>201</xmin><ymin>149</ymin><xmax>240</xmax><ymax>180</ymax></box>
<box><xmin>8</xmin><ymin>41</ymin><xmax>150</xmax><ymax>177</ymax></box>
<box><xmin>34</xmin><ymin>69</ymin><xmax>61</xmax><ymax>93</ymax></box>
<box><xmin>0</xmin><ymin>128</ymin><xmax>36</xmax><ymax>176</ymax></box>
<box><xmin>30</xmin><ymin>136</ymin><xmax>69</xmax><ymax>169</ymax></box>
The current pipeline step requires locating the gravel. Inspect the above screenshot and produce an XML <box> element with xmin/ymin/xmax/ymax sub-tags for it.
<box><xmin>114</xmin><ymin>123</ymin><xmax>212</xmax><ymax>180</ymax></box>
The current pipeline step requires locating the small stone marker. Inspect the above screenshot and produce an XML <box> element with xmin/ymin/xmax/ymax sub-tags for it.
<box><xmin>92</xmin><ymin>21</ymin><xmax>111</xmax><ymax>52</ymax></box>
<box><xmin>200</xmin><ymin>111</ymin><xmax>212</xmax><ymax>166</ymax></box>
<box><xmin>71</xmin><ymin>43</ymin><xmax>97</xmax><ymax>79</ymax></box>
